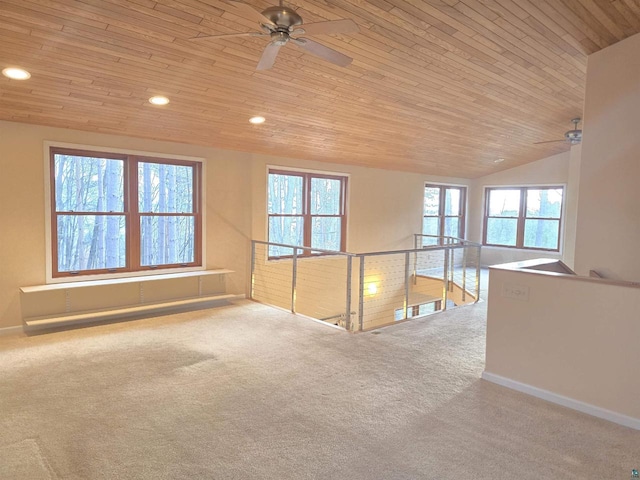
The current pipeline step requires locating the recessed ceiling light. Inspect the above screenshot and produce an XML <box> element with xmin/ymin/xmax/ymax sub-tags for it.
<box><xmin>249</xmin><ymin>116</ymin><xmax>265</xmax><ymax>124</ymax></box>
<box><xmin>494</xmin><ymin>158</ymin><xmax>505</xmax><ymax>163</ymax></box>
<box><xmin>149</xmin><ymin>95</ymin><xmax>170</xmax><ymax>106</ymax></box>
<box><xmin>2</xmin><ymin>67</ymin><xmax>31</xmax><ymax>80</ymax></box>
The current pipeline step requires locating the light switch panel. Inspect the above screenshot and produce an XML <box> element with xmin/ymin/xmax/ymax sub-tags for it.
<box><xmin>502</xmin><ymin>283</ymin><xmax>529</xmax><ymax>301</ymax></box>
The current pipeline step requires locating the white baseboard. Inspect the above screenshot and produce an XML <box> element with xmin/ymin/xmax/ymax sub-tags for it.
<box><xmin>3</xmin><ymin>295</ymin><xmax>246</xmax><ymax>336</ymax></box>
<box><xmin>0</xmin><ymin>325</ymin><xmax>25</xmax><ymax>337</ymax></box>
<box><xmin>481</xmin><ymin>371</ymin><xmax>640</xmax><ymax>431</ymax></box>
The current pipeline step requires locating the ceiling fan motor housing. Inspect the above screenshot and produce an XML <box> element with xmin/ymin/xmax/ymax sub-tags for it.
<box><xmin>565</xmin><ymin>131</ymin><xmax>581</xmax><ymax>144</ymax></box>
<box><xmin>261</xmin><ymin>6</ymin><xmax>303</xmax><ymax>29</ymax></box>
<box><xmin>565</xmin><ymin>117</ymin><xmax>582</xmax><ymax>144</ymax></box>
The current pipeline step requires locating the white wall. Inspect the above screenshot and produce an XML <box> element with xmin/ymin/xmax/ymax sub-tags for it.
<box><xmin>468</xmin><ymin>150</ymin><xmax>578</xmax><ymax>267</ymax></box>
<box><xmin>574</xmin><ymin>32</ymin><xmax>640</xmax><ymax>281</ymax></box>
<box><xmin>563</xmin><ymin>144</ymin><xmax>582</xmax><ymax>269</ymax></box>
<box><xmin>485</xmin><ymin>263</ymin><xmax>640</xmax><ymax>428</ymax></box>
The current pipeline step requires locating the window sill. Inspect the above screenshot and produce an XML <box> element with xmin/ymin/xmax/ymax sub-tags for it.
<box><xmin>482</xmin><ymin>245</ymin><xmax>562</xmax><ymax>254</ymax></box>
<box><xmin>23</xmin><ymin>269</ymin><xmax>233</xmax><ymax>293</ymax></box>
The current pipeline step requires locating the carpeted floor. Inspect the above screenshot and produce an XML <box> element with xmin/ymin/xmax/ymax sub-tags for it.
<box><xmin>0</xmin><ymin>299</ymin><xmax>638</xmax><ymax>479</ymax></box>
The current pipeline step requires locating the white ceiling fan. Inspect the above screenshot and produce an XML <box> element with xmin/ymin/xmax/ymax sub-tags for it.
<box><xmin>190</xmin><ymin>0</ymin><xmax>359</xmax><ymax>70</ymax></box>
<box><xmin>534</xmin><ymin>117</ymin><xmax>583</xmax><ymax>145</ymax></box>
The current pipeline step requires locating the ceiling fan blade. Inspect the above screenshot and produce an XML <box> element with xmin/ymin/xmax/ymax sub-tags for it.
<box><xmin>291</xmin><ymin>37</ymin><xmax>353</xmax><ymax>67</ymax></box>
<box><xmin>533</xmin><ymin>139</ymin><xmax>566</xmax><ymax>144</ymax></box>
<box><xmin>293</xmin><ymin>19</ymin><xmax>359</xmax><ymax>36</ymax></box>
<box><xmin>256</xmin><ymin>42</ymin><xmax>282</xmax><ymax>70</ymax></box>
<box><xmin>227</xmin><ymin>1</ymin><xmax>276</xmax><ymax>27</ymax></box>
<box><xmin>190</xmin><ymin>32</ymin><xmax>268</xmax><ymax>40</ymax></box>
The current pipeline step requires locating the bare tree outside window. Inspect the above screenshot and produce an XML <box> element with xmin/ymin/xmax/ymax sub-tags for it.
<box><xmin>267</xmin><ymin>170</ymin><xmax>347</xmax><ymax>258</ymax></box>
<box><xmin>483</xmin><ymin>186</ymin><xmax>563</xmax><ymax>251</ymax></box>
<box><xmin>138</xmin><ymin>161</ymin><xmax>195</xmax><ymax>266</ymax></box>
<box><xmin>51</xmin><ymin>148</ymin><xmax>202</xmax><ymax>277</ymax></box>
<box><xmin>422</xmin><ymin>184</ymin><xmax>466</xmax><ymax>246</ymax></box>
<box><xmin>54</xmin><ymin>154</ymin><xmax>126</xmax><ymax>273</ymax></box>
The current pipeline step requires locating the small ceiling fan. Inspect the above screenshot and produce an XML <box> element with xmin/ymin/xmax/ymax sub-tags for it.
<box><xmin>190</xmin><ymin>0</ymin><xmax>359</xmax><ymax>70</ymax></box>
<box><xmin>534</xmin><ymin>117</ymin><xmax>583</xmax><ymax>145</ymax></box>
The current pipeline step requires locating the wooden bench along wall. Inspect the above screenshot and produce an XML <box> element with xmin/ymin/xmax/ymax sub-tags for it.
<box><xmin>20</xmin><ymin>269</ymin><xmax>236</xmax><ymax>331</ymax></box>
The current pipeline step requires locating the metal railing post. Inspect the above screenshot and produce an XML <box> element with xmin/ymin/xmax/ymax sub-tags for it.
<box><xmin>291</xmin><ymin>247</ymin><xmax>298</xmax><ymax>313</ymax></box>
<box><xmin>475</xmin><ymin>245</ymin><xmax>481</xmax><ymax>302</ymax></box>
<box><xmin>462</xmin><ymin>243</ymin><xmax>467</xmax><ymax>302</ymax></box>
<box><xmin>250</xmin><ymin>241</ymin><xmax>256</xmax><ymax>300</ymax></box>
<box><xmin>449</xmin><ymin>237</ymin><xmax>454</xmax><ymax>292</ymax></box>
<box><xmin>345</xmin><ymin>256</ymin><xmax>352</xmax><ymax>331</ymax></box>
<box><xmin>404</xmin><ymin>251</ymin><xmax>410</xmax><ymax>320</ymax></box>
<box><xmin>442</xmin><ymin>244</ymin><xmax>449</xmax><ymax>311</ymax></box>
<box><xmin>358</xmin><ymin>255</ymin><xmax>365</xmax><ymax>331</ymax></box>
<box><xmin>413</xmin><ymin>235</ymin><xmax>419</xmax><ymax>285</ymax></box>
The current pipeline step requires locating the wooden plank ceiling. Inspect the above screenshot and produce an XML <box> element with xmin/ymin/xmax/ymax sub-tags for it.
<box><xmin>0</xmin><ymin>0</ymin><xmax>639</xmax><ymax>177</ymax></box>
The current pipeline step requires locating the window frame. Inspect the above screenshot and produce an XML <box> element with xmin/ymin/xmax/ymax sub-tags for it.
<box><xmin>267</xmin><ymin>168</ymin><xmax>348</xmax><ymax>258</ymax></box>
<box><xmin>422</xmin><ymin>183</ymin><xmax>467</xmax><ymax>245</ymax></box>
<box><xmin>482</xmin><ymin>185</ymin><xmax>564</xmax><ymax>252</ymax></box>
<box><xmin>47</xmin><ymin>145</ymin><xmax>204</xmax><ymax>281</ymax></box>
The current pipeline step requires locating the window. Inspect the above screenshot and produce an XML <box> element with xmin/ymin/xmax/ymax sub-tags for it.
<box><xmin>483</xmin><ymin>186</ymin><xmax>564</xmax><ymax>251</ymax></box>
<box><xmin>50</xmin><ymin>147</ymin><xmax>202</xmax><ymax>278</ymax></box>
<box><xmin>267</xmin><ymin>169</ymin><xmax>347</xmax><ymax>258</ymax></box>
<box><xmin>422</xmin><ymin>184</ymin><xmax>466</xmax><ymax>245</ymax></box>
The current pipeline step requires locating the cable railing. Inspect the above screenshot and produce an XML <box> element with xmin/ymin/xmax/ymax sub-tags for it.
<box><xmin>414</xmin><ymin>234</ymin><xmax>482</xmax><ymax>308</ymax></box>
<box><xmin>250</xmin><ymin>235</ymin><xmax>481</xmax><ymax>332</ymax></box>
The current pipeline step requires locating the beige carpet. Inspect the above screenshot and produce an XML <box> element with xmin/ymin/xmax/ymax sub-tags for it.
<box><xmin>0</xmin><ymin>439</ymin><xmax>54</xmax><ymax>479</ymax></box>
<box><xmin>0</xmin><ymin>300</ymin><xmax>638</xmax><ymax>479</ymax></box>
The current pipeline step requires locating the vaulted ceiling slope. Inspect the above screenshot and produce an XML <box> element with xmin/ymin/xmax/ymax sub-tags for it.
<box><xmin>0</xmin><ymin>0</ymin><xmax>639</xmax><ymax>177</ymax></box>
